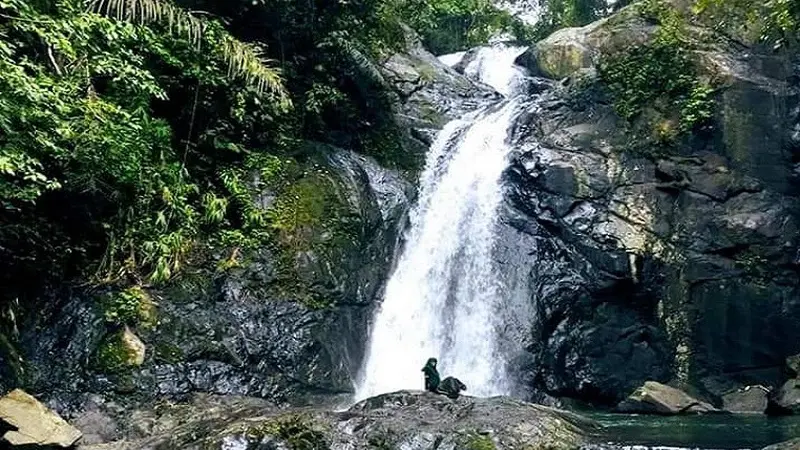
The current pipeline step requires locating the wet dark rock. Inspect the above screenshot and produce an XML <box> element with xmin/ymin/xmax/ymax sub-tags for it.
<box><xmin>498</xmin><ymin>1</ymin><xmax>800</xmax><ymax>406</ymax></box>
<box><xmin>615</xmin><ymin>381</ymin><xmax>721</xmax><ymax>415</ymax></box>
<box><xmin>787</xmin><ymin>354</ymin><xmax>800</xmax><ymax>378</ymax></box>
<box><xmin>768</xmin><ymin>380</ymin><xmax>800</xmax><ymax>415</ymax></box>
<box><xmin>379</xmin><ymin>26</ymin><xmax>497</xmax><ymax>149</ymax></box>
<box><xmin>71</xmin><ymin>396</ymin><xmax>122</xmax><ymax>445</ymax></box>
<box><xmin>75</xmin><ymin>391</ymin><xmax>597</xmax><ymax>450</ymax></box>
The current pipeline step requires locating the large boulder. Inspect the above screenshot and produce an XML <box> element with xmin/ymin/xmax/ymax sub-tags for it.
<box><xmin>722</xmin><ymin>385</ymin><xmax>769</xmax><ymax>414</ymax></box>
<box><xmin>75</xmin><ymin>391</ymin><xmax>597</xmax><ymax>449</ymax></box>
<box><xmin>528</xmin><ymin>7</ymin><xmax>656</xmax><ymax>80</ymax></box>
<box><xmin>768</xmin><ymin>380</ymin><xmax>800</xmax><ymax>415</ymax></box>
<box><xmin>0</xmin><ymin>389</ymin><xmax>82</xmax><ymax>448</ymax></box>
<box><xmin>787</xmin><ymin>354</ymin><xmax>800</xmax><ymax>377</ymax></box>
<box><xmin>615</xmin><ymin>381</ymin><xmax>720</xmax><ymax>414</ymax></box>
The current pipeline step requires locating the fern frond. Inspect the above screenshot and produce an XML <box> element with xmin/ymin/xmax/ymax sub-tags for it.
<box><xmin>326</xmin><ymin>34</ymin><xmax>387</xmax><ymax>89</ymax></box>
<box><xmin>85</xmin><ymin>0</ymin><xmax>290</xmax><ymax>104</ymax></box>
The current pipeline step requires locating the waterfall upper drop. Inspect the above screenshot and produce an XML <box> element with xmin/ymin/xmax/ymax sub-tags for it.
<box><xmin>355</xmin><ymin>44</ymin><xmax>530</xmax><ymax>401</ymax></box>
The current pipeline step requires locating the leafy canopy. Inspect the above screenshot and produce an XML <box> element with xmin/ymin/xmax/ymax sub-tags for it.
<box><xmin>0</xmin><ymin>0</ymin><xmax>292</xmax><ymax>289</ymax></box>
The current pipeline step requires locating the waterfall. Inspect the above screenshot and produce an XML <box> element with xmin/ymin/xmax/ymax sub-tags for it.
<box><xmin>355</xmin><ymin>44</ymin><xmax>530</xmax><ymax>401</ymax></box>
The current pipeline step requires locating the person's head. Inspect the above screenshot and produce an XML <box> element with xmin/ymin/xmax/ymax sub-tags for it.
<box><xmin>424</xmin><ymin>357</ymin><xmax>437</xmax><ymax>368</ymax></box>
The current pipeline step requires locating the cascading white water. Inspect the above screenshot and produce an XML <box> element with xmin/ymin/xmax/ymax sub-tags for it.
<box><xmin>355</xmin><ymin>44</ymin><xmax>529</xmax><ymax>401</ymax></box>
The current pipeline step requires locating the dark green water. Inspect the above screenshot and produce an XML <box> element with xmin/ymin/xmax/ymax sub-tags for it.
<box><xmin>585</xmin><ymin>413</ymin><xmax>800</xmax><ymax>449</ymax></box>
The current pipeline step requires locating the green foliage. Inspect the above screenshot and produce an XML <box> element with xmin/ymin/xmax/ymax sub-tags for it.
<box><xmin>88</xmin><ymin>0</ymin><xmax>289</xmax><ymax>101</ymax></box>
<box><xmin>692</xmin><ymin>0</ymin><xmax>799</xmax><ymax>49</ymax></box>
<box><xmin>392</xmin><ymin>0</ymin><xmax>535</xmax><ymax>54</ymax></box>
<box><xmin>532</xmin><ymin>0</ymin><xmax>632</xmax><ymax>41</ymax></box>
<box><xmin>101</xmin><ymin>286</ymin><xmax>157</xmax><ymax>328</ymax></box>
<box><xmin>0</xmin><ymin>0</ymin><xmax>297</xmax><ymax>292</ymax></box>
<box><xmin>465</xmin><ymin>434</ymin><xmax>497</xmax><ymax>450</ymax></box>
<box><xmin>598</xmin><ymin>0</ymin><xmax>715</xmax><ymax>149</ymax></box>
<box><xmin>247</xmin><ymin>415</ymin><xmax>328</xmax><ymax>450</ymax></box>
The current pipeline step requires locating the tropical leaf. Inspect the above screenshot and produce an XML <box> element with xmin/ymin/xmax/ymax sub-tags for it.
<box><xmin>85</xmin><ymin>0</ymin><xmax>290</xmax><ymax>103</ymax></box>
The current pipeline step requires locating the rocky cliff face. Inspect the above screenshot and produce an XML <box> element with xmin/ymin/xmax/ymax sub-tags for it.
<box><xmin>495</xmin><ymin>2</ymin><xmax>800</xmax><ymax>405</ymax></box>
<box><xmin>12</xmin><ymin>147</ymin><xmax>413</xmax><ymax>411</ymax></box>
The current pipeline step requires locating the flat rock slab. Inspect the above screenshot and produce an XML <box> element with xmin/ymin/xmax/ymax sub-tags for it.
<box><xmin>0</xmin><ymin>389</ymin><xmax>82</xmax><ymax>447</ymax></box>
<box><xmin>616</xmin><ymin>381</ymin><xmax>721</xmax><ymax>415</ymax></box>
<box><xmin>76</xmin><ymin>391</ymin><xmax>599</xmax><ymax>450</ymax></box>
<box><xmin>722</xmin><ymin>386</ymin><xmax>769</xmax><ymax>413</ymax></box>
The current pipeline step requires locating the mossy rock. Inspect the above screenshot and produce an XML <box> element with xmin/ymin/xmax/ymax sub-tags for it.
<box><xmin>94</xmin><ymin>326</ymin><xmax>146</xmax><ymax>373</ymax></box>
<box><xmin>533</xmin><ymin>6</ymin><xmax>656</xmax><ymax>80</ymax></box>
<box><xmin>243</xmin><ymin>415</ymin><xmax>329</xmax><ymax>449</ymax></box>
<box><xmin>100</xmin><ymin>286</ymin><xmax>158</xmax><ymax>330</ymax></box>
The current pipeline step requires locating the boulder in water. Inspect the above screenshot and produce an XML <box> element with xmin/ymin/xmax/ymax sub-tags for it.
<box><xmin>787</xmin><ymin>354</ymin><xmax>800</xmax><ymax>377</ymax></box>
<box><xmin>0</xmin><ymin>389</ymin><xmax>82</xmax><ymax>447</ymax></box>
<box><xmin>616</xmin><ymin>381</ymin><xmax>721</xmax><ymax>415</ymax></box>
<box><xmin>722</xmin><ymin>385</ymin><xmax>769</xmax><ymax>414</ymax></box>
<box><xmin>768</xmin><ymin>380</ymin><xmax>800</xmax><ymax>415</ymax></box>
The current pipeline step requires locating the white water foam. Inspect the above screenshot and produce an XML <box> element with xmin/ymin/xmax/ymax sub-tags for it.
<box><xmin>355</xmin><ymin>45</ymin><xmax>528</xmax><ymax>401</ymax></box>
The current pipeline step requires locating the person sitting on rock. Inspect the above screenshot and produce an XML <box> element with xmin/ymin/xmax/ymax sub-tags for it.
<box><xmin>421</xmin><ymin>357</ymin><xmax>468</xmax><ymax>399</ymax></box>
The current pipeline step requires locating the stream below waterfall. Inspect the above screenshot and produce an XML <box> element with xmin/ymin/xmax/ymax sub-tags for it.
<box><xmin>584</xmin><ymin>413</ymin><xmax>800</xmax><ymax>450</ymax></box>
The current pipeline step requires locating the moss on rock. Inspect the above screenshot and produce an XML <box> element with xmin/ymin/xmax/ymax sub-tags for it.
<box><xmin>464</xmin><ymin>433</ymin><xmax>497</xmax><ymax>450</ymax></box>
<box><xmin>244</xmin><ymin>415</ymin><xmax>329</xmax><ymax>449</ymax></box>
<box><xmin>100</xmin><ymin>286</ymin><xmax>158</xmax><ymax>330</ymax></box>
<box><xmin>94</xmin><ymin>326</ymin><xmax>146</xmax><ymax>373</ymax></box>
<box><xmin>266</xmin><ymin>164</ymin><xmax>360</xmax><ymax>309</ymax></box>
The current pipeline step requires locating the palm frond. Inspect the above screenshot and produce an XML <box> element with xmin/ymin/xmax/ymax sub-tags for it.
<box><xmin>328</xmin><ymin>35</ymin><xmax>388</xmax><ymax>89</ymax></box>
<box><xmin>85</xmin><ymin>0</ymin><xmax>290</xmax><ymax>104</ymax></box>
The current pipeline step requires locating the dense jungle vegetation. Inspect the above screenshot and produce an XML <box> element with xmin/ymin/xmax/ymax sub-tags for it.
<box><xmin>0</xmin><ymin>0</ymin><xmax>797</xmax><ymax>314</ymax></box>
<box><xmin>0</xmin><ymin>0</ymin><xmax>534</xmax><ymax>309</ymax></box>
